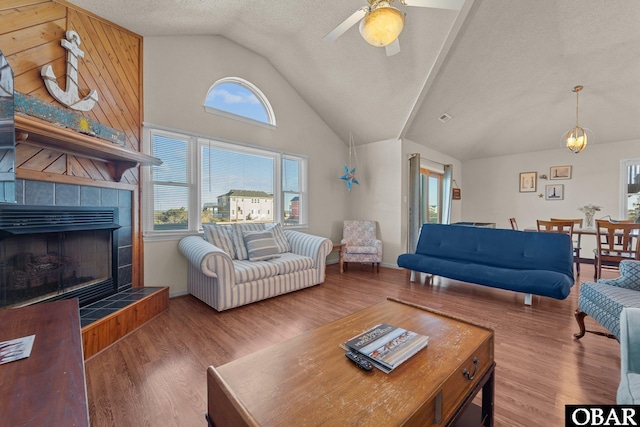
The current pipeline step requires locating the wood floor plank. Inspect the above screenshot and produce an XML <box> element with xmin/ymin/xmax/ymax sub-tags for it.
<box><xmin>85</xmin><ymin>264</ymin><xmax>620</xmax><ymax>426</ymax></box>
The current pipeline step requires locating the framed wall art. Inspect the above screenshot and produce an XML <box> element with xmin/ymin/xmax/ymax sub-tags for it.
<box><xmin>545</xmin><ymin>184</ymin><xmax>564</xmax><ymax>200</ymax></box>
<box><xmin>550</xmin><ymin>165</ymin><xmax>572</xmax><ymax>180</ymax></box>
<box><xmin>519</xmin><ymin>172</ymin><xmax>537</xmax><ymax>192</ymax></box>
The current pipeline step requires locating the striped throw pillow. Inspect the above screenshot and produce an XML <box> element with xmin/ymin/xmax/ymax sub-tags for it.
<box><xmin>203</xmin><ymin>224</ymin><xmax>236</xmax><ymax>258</ymax></box>
<box><xmin>265</xmin><ymin>222</ymin><xmax>291</xmax><ymax>253</ymax></box>
<box><xmin>243</xmin><ymin>230</ymin><xmax>280</xmax><ymax>262</ymax></box>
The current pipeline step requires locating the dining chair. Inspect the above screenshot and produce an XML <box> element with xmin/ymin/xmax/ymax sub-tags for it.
<box><xmin>536</xmin><ymin>219</ymin><xmax>574</xmax><ymax>236</ymax></box>
<box><xmin>537</xmin><ymin>219</ymin><xmax>576</xmax><ymax>273</ymax></box>
<box><xmin>551</xmin><ymin>218</ymin><xmax>584</xmax><ymax>275</ymax></box>
<box><xmin>593</xmin><ymin>219</ymin><xmax>640</xmax><ymax>280</ymax></box>
<box><xmin>509</xmin><ymin>217</ymin><xmax>518</xmax><ymax>230</ymax></box>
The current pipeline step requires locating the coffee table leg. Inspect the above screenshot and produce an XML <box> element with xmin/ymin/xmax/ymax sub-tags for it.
<box><xmin>482</xmin><ymin>368</ymin><xmax>495</xmax><ymax>427</ymax></box>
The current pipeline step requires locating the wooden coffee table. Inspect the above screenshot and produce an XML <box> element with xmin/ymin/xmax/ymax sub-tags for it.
<box><xmin>206</xmin><ymin>298</ymin><xmax>495</xmax><ymax>426</ymax></box>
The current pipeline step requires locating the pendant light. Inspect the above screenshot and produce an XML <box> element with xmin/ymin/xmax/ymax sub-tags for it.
<box><xmin>564</xmin><ymin>85</ymin><xmax>589</xmax><ymax>154</ymax></box>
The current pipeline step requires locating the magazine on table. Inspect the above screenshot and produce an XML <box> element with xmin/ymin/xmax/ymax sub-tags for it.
<box><xmin>0</xmin><ymin>334</ymin><xmax>35</xmax><ymax>365</ymax></box>
<box><xmin>342</xmin><ymin>324</ymin><xmax>429</xmax><ymax>373</ymax></box>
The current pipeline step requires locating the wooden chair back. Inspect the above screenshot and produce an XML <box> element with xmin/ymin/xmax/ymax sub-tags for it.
<box><xmin>594</xmin><ymin>220</ymin><xmax>640</xmax><ymax>279</ymax></box>
<box><xmin>509</xmin><ymin>218</ymin><xmax>518</xmax><ymax>230</ymax></box>
<box><xmin>536</xmin><ymin>219</ymin><xmax>574</xmax><ymax>237</ymax></box>
<box><xmin>550</xmin><ymin>218</ymin><xmax>583</xmax><ymax>228</ymax></box>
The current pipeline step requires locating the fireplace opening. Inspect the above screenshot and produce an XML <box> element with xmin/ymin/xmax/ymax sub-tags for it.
<box><xmin>0</xmin><ymin>205</ymin><xmax>120</xmax><ymax>309</ymax></box>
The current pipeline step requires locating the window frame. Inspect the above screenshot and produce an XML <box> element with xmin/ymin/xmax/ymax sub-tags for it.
<box><xmin>203</xmin><ymin>77</ymin><xmax>277</xmax><ymax>130</ymax></box>
<box><xmin>420</xmin><ymin>167</ymin><xmax>444</xmax><ymax>224</ymax></box>
<box><xmin>142</xmin><ymin>124</ymin><xmax>307</xmax><ymax>240</ymax></box>
<box><xmin>620</xmin><ymin>158</ymin><xmax>640</xmax><ymax>221</ymax></box>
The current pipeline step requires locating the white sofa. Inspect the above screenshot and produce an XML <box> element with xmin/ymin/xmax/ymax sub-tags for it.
<box><xmin>178</xmin><ymin>224</ymin><xmax>332</xmax><ymax>311</ymax></box>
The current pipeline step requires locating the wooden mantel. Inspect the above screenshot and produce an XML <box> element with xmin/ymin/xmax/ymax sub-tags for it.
<box><xmin>15</xmin><ymin>114</ymin><xmax>161</xmax><ymax>182</ymax></box>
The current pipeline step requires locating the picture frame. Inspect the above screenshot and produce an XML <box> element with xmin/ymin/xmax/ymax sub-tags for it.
<box><xmin>519</xmin><ymin>172</ymin><xmax>537</xmax><ymax>192</ymax></box>
<box><xmin>452</xmin><ymin>188</ymin><xmax>461</xmax><ymax>200</ymax></box>
<box><xmin>550</xmin><ymin>165</ymin><xmax>572</xmax><ymax>180</ymax></box>
<box><xmin>545</xmin><ymin>184</ymin><xmax>564</xmax><ymax>200</ymax></box>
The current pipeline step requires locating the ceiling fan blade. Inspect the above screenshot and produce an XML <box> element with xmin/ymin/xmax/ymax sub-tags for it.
<box><xmin>400</xmin><ymin>0</ymin><xmax>465</xmax><ymax>10</ymax></box>
<box><xmin>385</xmin><ymin>38</ymin><xmax>401</xmax><ymax>56</ymax></box>
<box><xmin>323</xmin><ymin>7</ymin><xmax>368</xmax><ymax>43</ymax></box>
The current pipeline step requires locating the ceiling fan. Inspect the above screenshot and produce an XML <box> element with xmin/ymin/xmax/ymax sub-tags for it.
<box><xmin>323</xmin><ymin>0</ymin><xmax>464</xmax><ymax>56</ymax></box>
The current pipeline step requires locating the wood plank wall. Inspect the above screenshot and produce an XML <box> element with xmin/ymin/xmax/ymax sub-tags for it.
<box><xmin>0</xmin><ymin>0</ymin><xmax>145</xmax><ymax>286</ymax></box>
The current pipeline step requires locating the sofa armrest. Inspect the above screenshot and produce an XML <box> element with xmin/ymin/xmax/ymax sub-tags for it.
<box><xmin>599</xmin><ymin>260</ymin><xmax>640</xmax><ymax>291</ymax></box>
<box><xmin>284</xmin><ymin>230</ymin><xmax>333</xmax><ymax>282</ymax></box>
<box><xmin>178</xmin><ymin>235</ymin><xmax>235</xmax><ymax>279</ymax></box>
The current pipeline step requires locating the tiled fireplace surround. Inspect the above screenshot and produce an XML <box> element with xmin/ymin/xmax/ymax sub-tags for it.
<box><xmin>11</xmin><ymin>178</ymin><xmax>133</xmax><ymax>297</ymax></box>
<box><xmin>8</xmin><ymin>179</ymin><xmax>168</xmax><ymax>355</ymax></box>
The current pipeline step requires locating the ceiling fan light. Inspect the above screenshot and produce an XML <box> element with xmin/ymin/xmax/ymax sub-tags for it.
<box><xmin>359</xmin><ymin>6</ymin><xmax>405</xmax><ymax>47</ymax></box>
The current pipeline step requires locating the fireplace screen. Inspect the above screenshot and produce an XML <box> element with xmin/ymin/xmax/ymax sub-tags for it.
<box><xmin>0</xmin><ymin>229</ymin><xmax>113</xmax><ymax>308</ymax></box>
<box><xmin>0</xmin><ymin>205</ymin><xmax>120</xmax><ymax>309</ymax></box>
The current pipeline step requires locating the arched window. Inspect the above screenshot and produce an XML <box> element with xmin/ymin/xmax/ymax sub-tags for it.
<box><xmin>203</xmin><ymin>77</ymin><xmax>276</xmax><ymax>128</ymax></box>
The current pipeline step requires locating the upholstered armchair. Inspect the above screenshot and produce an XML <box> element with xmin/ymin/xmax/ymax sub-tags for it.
<box><xmin>575</xmin><ymin>260</ymin><xmax>640</xmax><ymax>340</ymax></box>
<box><xmin>618</xmin><ymin>307</ymin><xmax>640</xmax><ymax>404</ymax></box>
<box><xmin>341</xmin><ymin>220</ymin><xmax>382</xmax><ymax>272</ymax></box>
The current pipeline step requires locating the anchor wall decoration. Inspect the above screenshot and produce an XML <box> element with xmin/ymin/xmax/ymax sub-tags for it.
<box><xmin>41</xmin><ymin>30</ymin><xmax>98</xmax><ymax>111</ymax></box>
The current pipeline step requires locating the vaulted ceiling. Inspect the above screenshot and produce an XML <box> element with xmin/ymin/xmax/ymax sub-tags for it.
<box><xmin>67</xmin><ymin>0</ymin><xmax>640</xmax><ymax>160</ymax></box>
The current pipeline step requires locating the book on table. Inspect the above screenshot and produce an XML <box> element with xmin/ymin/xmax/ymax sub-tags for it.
<box><xmin>343</xmin><ymin>324</ymin><xmax>429</xmax><ymax>373</ymax></box>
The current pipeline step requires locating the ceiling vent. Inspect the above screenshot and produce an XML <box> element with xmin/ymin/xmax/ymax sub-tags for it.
<box><xmin>438</xmin><ymin>113</ymin><xmax>452</xmax><ymax>123</ymax></box>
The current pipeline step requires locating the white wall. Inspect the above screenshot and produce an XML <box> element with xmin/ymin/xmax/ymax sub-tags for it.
<box><xmin>463</xmin><ymin>138</ymin><xmax>640</xmax><ymax>257</ymax></box>
<box><xmin>142</xmin><ymin>35</ymin><xmax>349</xmax><ymax>296</ymax></box>
<box><xmin>344</xmin><ymin>139</ymin><xmax>403</xmax><ymax>266</ymax></box>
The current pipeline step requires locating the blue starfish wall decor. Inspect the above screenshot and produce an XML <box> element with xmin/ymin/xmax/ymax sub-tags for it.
<box><xmin>340</xmin><ymin>164</ymin><xmax>359</xmax><ymax>191</ymax></box>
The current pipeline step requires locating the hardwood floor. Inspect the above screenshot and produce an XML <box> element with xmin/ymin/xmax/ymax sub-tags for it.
<box><xmin>85</xmin><ymin>264</ymin><xmax>621</xmax><ymax>427</ymax></box>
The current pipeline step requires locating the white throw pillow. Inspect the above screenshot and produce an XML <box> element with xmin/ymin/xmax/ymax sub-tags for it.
<box><xmin>243</xmin><ymin>230</ymin><xmax>281</xmax><ymax>262</ymax></box>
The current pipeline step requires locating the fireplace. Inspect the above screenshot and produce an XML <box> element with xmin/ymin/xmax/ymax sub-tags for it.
<box><xmin>0</xmin><ymin>205</ymin><xmax>120</xmax><ymax>308</ymax></box>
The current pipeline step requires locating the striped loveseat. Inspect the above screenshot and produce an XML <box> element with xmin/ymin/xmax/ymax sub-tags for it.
<box><xmin>179</xmin><ymin>224</ymin><xmax>332</xmax><ymax>311</ymax></box>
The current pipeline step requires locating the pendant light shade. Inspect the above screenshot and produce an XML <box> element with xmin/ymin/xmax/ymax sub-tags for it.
<box><xmin>564</xmin><ymin>85</ymin><xmax>589</xmax><ymax>154</ymax></box>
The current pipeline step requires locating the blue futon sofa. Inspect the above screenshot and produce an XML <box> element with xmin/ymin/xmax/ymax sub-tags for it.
<box><xmin>397</xmin><ymin>224</ymin><xmax>575</xmax><ymax>304</ymax></box>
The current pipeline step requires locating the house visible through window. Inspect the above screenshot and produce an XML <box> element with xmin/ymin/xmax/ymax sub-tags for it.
<box><xmin>143</xmin><ymin>127</ymin><xmax>307</xmax><ymax>235</ymax></box>
<box><xmin>203</xmin><ymin>77</ymin><xmax>276</xmax><ymax>128</ymax></box>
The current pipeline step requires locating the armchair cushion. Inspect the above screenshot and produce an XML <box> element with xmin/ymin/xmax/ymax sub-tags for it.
<box><xmin>243</xmin><ymin>230</ymin><xmax>280</xmax><ymax>262</ymax></box>
<box><xmin>345</xmin><ymin>245</ymin><xmax>379</xmax><ymax>255</ymax></box>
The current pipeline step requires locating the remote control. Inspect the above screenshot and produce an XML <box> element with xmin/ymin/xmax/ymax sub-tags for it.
<box><xmin>345</xmin><ymin>351</ymin><xmax>374</xmax><ymax>371</ymax></box>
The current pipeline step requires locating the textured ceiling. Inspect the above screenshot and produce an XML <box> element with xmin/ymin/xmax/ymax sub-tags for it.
<box><xmin>67</xmin><ymin>0</ymin><xmax>640</xmax><ymax>160</ymax></box>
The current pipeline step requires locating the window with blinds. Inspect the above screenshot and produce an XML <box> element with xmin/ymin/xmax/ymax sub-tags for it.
<box><xmin>143</xmin><ymin>127</ymin><xmax>307</xmax><ymax>235</ymax></box>
<box><xmin>151</xmin><ymin>133</ymin><xmax>190</xmax><ymax>231</ymax></box>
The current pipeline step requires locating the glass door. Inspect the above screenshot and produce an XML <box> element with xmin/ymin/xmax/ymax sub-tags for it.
<box><xmin>421</xmin><ymin>168</ymin><xmax>443</xmax><ymax>224</ymax></box>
